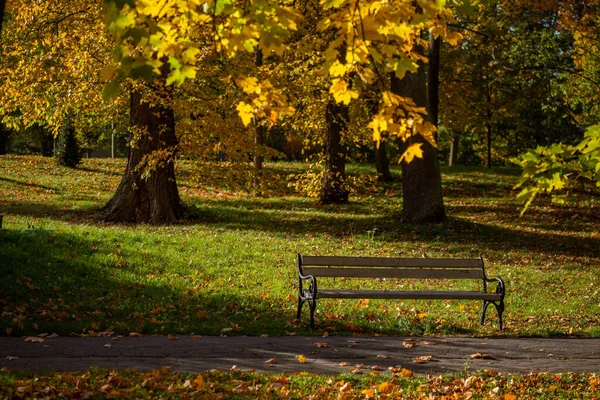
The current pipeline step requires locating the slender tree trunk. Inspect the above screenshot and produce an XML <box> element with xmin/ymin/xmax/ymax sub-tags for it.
<box><xmin>320</xmin><ymin>99</ymin><xmax>349</xmax><ymax>203</ymax></box>
<box><xmin>391</xmin><ymin>62</ymin><xmax>446</xmax><ymax>224</ymax></box>
<box><xmin>253</xmin><ymin>47</ymin><xmax>265</xmax><ymax>195</ymax></box>
<box><xmin>375</xmin><ymin>141</ymin><xmax>393</xmax><ymax>182</ymax></box>
<box><xmin>428</xmin><ymin>35</ymin><xmax>440</xmax><ymax>139</ymax></box>
<box><xmin>449</xmin><ymin>131</ymin><xmax>460</xmax><ymax>166</ymax></box>
<box><xmin>486</xmin><ymin>87</ymin><xmax>492</xmax><ymax>168</ymax></box>
<box><xmin>366</xmin><ymin>90</ymin><xmax>393</xmax><ymax>182</ymax></box>
<box><xmin>103</xmin><ymin>70</ymin><xmax>183</xmax><ymax>224</ymax></box>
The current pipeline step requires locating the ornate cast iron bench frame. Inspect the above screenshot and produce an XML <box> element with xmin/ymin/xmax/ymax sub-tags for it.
<box><xmin>296</xmin><ymin>254</ymin><xmax>506</xmax><ymax>330</ymax></box>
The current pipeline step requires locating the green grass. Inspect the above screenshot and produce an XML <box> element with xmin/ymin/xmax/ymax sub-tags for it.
<box><xmin>0</xmin><ymin>368</ymin><xmax>598</xmax><ymax>399</ymax></box>
<box><xmin>1</xmin><ymin>155</ymin><xmax>599</xmax><ymax>337</ymax></box>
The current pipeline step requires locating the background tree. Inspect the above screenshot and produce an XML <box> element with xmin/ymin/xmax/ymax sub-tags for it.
<box><xmin>55</xmin><ymin>115</ymin><xmax>82</xmax><ymax>168</ymax></box>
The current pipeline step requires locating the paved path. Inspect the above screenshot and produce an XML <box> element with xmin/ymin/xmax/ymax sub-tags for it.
<box><xmin>1</xmin><ymin>336</ymin><xmax>600</xmax><ymax>375</ymax></box>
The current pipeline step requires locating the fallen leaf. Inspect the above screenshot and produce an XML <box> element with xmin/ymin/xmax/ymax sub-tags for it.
<box><xmin>168</xmin><ymin>334</ymin><xmax>178</xmax><ymax>340</ymax></box>
<box><xmin>361</xmin><ymin>388</ymin><xmax>375</xmax><ymax>397</ymax></box>
<box><xmin>402</xmin><ymin>342</ymin><xmax>416</xmax><ymax>348</ymax></box>
<box><xmin>350</xmin><ymin>368</ymin><xmax>363</xmax><ymax>374</ymax></box>
<box><xmin>400</xmin><ymin>368</ymin><xmax>414</xmax><ymax>377</ymax></box>
<box><xmin>6</xmin><ymin>356</ymin><xmax>18</xmax><ymax>361</ymax></box>
<box><xmin>337</xmin><ymin>362</ymin><xmax>351</xmax><ymax>367</ymax></box>
<box><xmin>370</xmin><ymin>365</ymin><xmax>383</xmax><ymax>371</ymax></box>
<box><xmin>378</xmin><ymin>381</ymin><xmax>392</xmax><ymax>394</ymax></box>
<box><xmin>265</xmin><ymin>358</ymin><xmax>277</xmax><ymax>364</ymax></box>
<box><xmin>24</xmin><ymin>336</ymin><xmax>44</xmax><ymax>343</ymax></box>
<box><xmin>193</xmin><ymin>374</ymin><xmax>205</xmax><ymax>389</ymax></box>
<box><xmin>161</xmin><ymin>366</ymin><xmax>170</xmax><ymax>375</ymax></box>
<box><xmin>129</xmin><ymin>332</ymin><xmax>142</xmax><ymax>337</ymax></box>
<box><xmin>191</xmin><ymin>335</ymin><xmax>201</xmax><ymax>340</ymax></box>
<box><xmin>295</xmin><ymin>355</ymin><xmax>306</xmax><ymax>363</ymax></box>
<box><xmin>413</xmin><ymin>355</ymin><xmax>437</xmax><ymax>364</ymax></box>
<box><xmin>104</xmin><ymin>344</ymin><xmax>112</xmax><ymax>348</ymax></box>
<box><xmin>376</xmin><ymin>354</ymin><xmax>389</xmax><ymax>359</ymax></box>
<box><xmin>221</xmin><ymin>328</ymin><xmax>233</xmax><ymax>333</ymax></box>
<box><xmin>314</xmin><ymin>342</ymin><xmax>329</xmax><ymax>348</ymax></box>
<box><xmin>419</xmin><ymin>340</ymin><xmax>436</xmax><ymax>346</ymax></box>
<box><xmin>339</xmin><ymin>382</ymin><xmax>352</xmax><ymax>392</ymax></box>
<box><xmin>470</xmin><ymin>353</ymin><xmax>494</xmax><ymax>359</ymax></box>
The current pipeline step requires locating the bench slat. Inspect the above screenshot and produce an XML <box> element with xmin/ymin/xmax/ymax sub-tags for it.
<box><xmin>302</xmin><ymin>267</ymin><xmax>484</xmax><ymax>279</ymax></box>
<box><xmin>301</xmin><ymin>256</ymin><xmax>482</xmax><ymax>269</ymax></box>
<box><xmin>318</xmin><ymin>289</ymin><xmax>501</xmax><ymax>301</ymax></box>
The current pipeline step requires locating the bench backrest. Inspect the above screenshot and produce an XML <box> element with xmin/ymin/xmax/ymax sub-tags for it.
<box><xmin>298</xmin><ymin>255</ymin><xmax>485</xmax><ymax>280</ymax></box>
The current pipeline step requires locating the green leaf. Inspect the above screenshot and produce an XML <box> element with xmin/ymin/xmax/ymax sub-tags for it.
<box><xmin>214</xmin><ymin>0</ymin><xmax>233</xmax><ymax>16</ymax></box>
<box><xmin>102</xmin><ymin>79</ymin><xmax>121</xmax><ymax>99</ymax></box>
<box><xmin>130</xmin><ymin>65</ymin><xmax>155</xmax><ymax>83</ymax></box>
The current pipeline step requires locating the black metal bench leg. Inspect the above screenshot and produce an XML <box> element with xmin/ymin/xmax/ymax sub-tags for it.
<box><xmin>297</xmin><ymin>297</ymin><xmax>304</xmax><ymax>319</ymax></box>
<box><xmin>309</xmin><ymin>299</ymin><xmax>317</xmax><ymax>329</ymax></box>
<box><xmin>495</xmin><ymin>300</ymin><xmax>505</xmax><ymax>330</ymax></box>
<box><xmin>480</xmin><ymin>300</ymin><xmax>490</xmax><ymax>325</ymax></box>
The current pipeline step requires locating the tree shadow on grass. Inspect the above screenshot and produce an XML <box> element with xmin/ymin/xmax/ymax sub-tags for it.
<box><xmin>0</xmin><ymin>177</ymin><xmax>60</xmax><ymax>192</ymax></box>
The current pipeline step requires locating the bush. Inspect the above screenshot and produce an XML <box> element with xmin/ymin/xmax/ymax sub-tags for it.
<box><xmin>55</xmin><ymin>117</ymin><xmax>82</xmax><ymax>168</ymax></box>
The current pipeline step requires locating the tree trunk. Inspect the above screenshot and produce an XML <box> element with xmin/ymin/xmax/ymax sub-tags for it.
<box><xmin>486</xmin><ymin>87</ymin><xmax>492</xmax><ymax>168</ymax></box>
<box><xmin>320</xmin><ymin>99</ymin><xmax>349</xmax><ymax>204</ymax></box>
<box><xmin>253</xmin><ymin>47</ymin><xmax>265</xmax><ymax>195</ymax></box>
<box><xmin>375</xmin><ymin>141</ymin><xmax>393</xmax><ymax>182</ymax></box>
<box><xmin>449</xmin><ymin>131</ymin><xmax>460</xmax><ymax>166</ymax></box>
<box><xmin>428</xmin><ymin>35</ymin><xmax>440</xmax><ymax>139</ymax></box>
<box><xmin>365</xmin><ymin>90</ymin><xmax>393</xmax><ymax>182</ymax></box>
<box><xmin>103</xmin><ymin>75</ymin><xmax>183</xmax><ymax>224</ymax></box>
<box><xmin>391</xmin><ymin>62</ymin><xmax>446</xmax><ymax>224</ymax></box>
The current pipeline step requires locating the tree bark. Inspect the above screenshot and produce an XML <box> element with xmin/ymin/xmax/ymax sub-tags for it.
<box><xmin>375</xmin><ymin>141</ymin><xmax>393</xmax><ymax>182</ymax></box>
<box><xmin>253</xmin><ymin>47</ymin><xmax>265</xmax><ymax>195</ymax></box>
<box><xmin>365</xmin><ymin>90</ymin><xmax>393</xmax><ymax>182</ymax></box>
<box><xmin>320</xmin><ymin>99</ymin><xmax>349</xmax><ymax>204</ymax></box>
<box><xmin>103</xmin><ymin>73</ymin><xmax>183</xmax><ymax>224</ymax></box>
<box><xmin>391</xmin><ymin>62</ymin><xmax>446</xmax><ymax>224</ymax></box>
<box><xmin>449</xmin><ymin>131</ymin><xmax>460</xmax><ymax>166</ymax></box>
<box><xmin>428</xmin><ymin>35</ymin><xmax>440</xmax><ymax>138</ymax></box>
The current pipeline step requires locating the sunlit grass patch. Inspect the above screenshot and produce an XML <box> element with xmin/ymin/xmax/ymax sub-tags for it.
<box><xmin>1</xmin><ymin>156</ymin><xmax>599</xmax><ymax>337</ymax></box>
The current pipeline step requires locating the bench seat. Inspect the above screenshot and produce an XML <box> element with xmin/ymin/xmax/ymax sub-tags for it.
<box><xmin>318</xmin><ymin>289</ymin><xmax>502</xmax><ymax>301</ymax></box>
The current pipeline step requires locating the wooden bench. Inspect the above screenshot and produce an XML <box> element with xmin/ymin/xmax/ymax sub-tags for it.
<box><xmin>296</xmin><ymin>254</ymin><xmax>505</xmax><ymax>330</ymax></box>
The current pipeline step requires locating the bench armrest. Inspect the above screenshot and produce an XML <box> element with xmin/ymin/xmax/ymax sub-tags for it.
<box><xmin>484</xmin><ymin>277</ymin><xmax>505</xmax><ymax>299</ymax></box>
<box><xmin>298</xmin><ymin>270</ymin><xmax>317</xmax><ymax>299</ymax></box>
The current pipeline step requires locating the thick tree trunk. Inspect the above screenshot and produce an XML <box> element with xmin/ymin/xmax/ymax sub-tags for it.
<box><xmin>391</xmin><ymin>62</ymin><xmax>446</xmax><ymax>224</ymax></box>
<box><xmin>103</xmin><ymin>77</ymin><xmax>183</xmax><ymax>224</ymax></box>
<box><xmin>449</xmin><ymin>131</ymin><xmax>460</xmax><ymax>166</ymax></box>
<box><xmin>320</xmin><ymin>99</ymin><xmax>349</xmax><ymax>204</ymax></box>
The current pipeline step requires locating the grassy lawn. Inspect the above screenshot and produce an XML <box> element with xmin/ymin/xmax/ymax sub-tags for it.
<box><xmin>1</xmin><ymin>155</ymin><xmax>599</xmax><ymax>338</ymax></box>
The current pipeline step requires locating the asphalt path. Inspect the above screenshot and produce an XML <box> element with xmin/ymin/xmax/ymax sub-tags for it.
<box><xmin>2</xmin><ymin>335</ymin><xmax>600</xmax><ymax>375</ymax></box>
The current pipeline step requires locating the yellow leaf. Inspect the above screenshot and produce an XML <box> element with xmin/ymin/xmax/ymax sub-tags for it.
<box><xmin>378</xmin><ymin>381</ymin><xmax>392</xmax><ymax>394</ymax></box>
<box><xmin>193</xmin><ymin>374</ymin><xmax>205</xmax><ymax>389</ymax></box>
<box><xmin>235</xmin><ymin>77</ymin><xmax>260</xmax><ymax>95</ymax></box>
<box><xmin>329</xmin><ymin>60</ymin><xmax>347</xmax><ymax>77</ymax></box>
<box><xmin>400</xmin><ymin>143</ymin><xmax>424</xmax><ymax>164</ymax></box>
<box><xmin>236</xmin><ymin>102</ymin><xmax>254</xmax><ymax>126</ymax></box>
<box><xmin>329</xmin><ymin>79</ymin><xmax>359</xmax><ymax>105</ymax></box>
<box><xmin>361</xmin><ymin>388</ymin><xmax>375</xmax><ymax>397</ymax></box>
<box><xmin>295</xmin><ymin>354</ymin><xmax>307</xmax><ymax>363</ymax></box>
<box><xmin>161</xmin><ymin>365</ymin><xmax>170</xmax><ymax>375</ymax></box>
